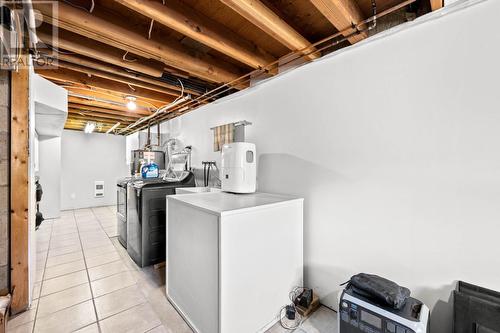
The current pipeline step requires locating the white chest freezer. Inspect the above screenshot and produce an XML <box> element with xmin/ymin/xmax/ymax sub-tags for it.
<box><xmin>166</xmin><ymin>191</ymin><xmax>303</xmax><ymax>333</ymax></box>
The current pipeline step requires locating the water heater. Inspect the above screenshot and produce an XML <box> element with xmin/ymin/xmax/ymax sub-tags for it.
<box><xmin>221</xmin><ymin>142</ymin><xmax>256</xmax><ymax>193</ymax></box>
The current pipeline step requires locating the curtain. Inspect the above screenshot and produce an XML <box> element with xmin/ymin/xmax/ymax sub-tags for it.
<box><xmin>213</xmin><ymin>123</ymin><xmax>235</xmax><ymax>151</ymax></box>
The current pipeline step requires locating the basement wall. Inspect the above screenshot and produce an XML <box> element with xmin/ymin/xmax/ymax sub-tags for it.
<box><xmin>38</xmin><ymin>136</ymin><xmax>61</xmax><ymax>218</ymax></box>
<box><xmin>0</xmin><ymin>71</ymin><xmax>9</xmax><ymax>293</ymax></box>
<box><xmin>153</xmin><ymin>1</ymin><xmax>500</xmax><ymax>331</ymax></box>
<box><xmin>61</xmin><ymin>130</ymin><xmax>128</xmax><ymax>210</ymax></box>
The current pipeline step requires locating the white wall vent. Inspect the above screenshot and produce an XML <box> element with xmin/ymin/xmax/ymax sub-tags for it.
<box><xmin>94</xmin><ymin>181</ymin><xmax>104</xmax><ymax>198</ymax></box>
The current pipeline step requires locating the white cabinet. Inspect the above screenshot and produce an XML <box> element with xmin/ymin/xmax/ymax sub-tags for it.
<box><xmin>166</xmin><ymin>192</ymin><xmax>303</xmax><ymax>333</ymax></box>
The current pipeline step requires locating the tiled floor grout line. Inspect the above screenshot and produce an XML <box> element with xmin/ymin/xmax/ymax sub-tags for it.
<box><xmin>36</xmin><ymin>280</ymin><xmax>88</xmax><ymax>298</ymax></box>
<box><xmin>32</xmin><ymin>219</ymin><xmax>55</xmax><ymax>333</ymax></box>
<box><xmin>25</xmin><ymin>209</ymin><xmax>166</xmax><ymax>333</ymax></box>
<box><xmin>92</xmin><ymin>297</ymin><xmax>147</xmax><ymax>323</ymax></box>
<box><xmin>74</xmin><ymin>210</ymin><xmax>103</xmax><ymax>333</ymax></box>
<box><xmin>26</xmin><ymin>214</ymin><xmax>127</xmax><ymax>329</ymax></box>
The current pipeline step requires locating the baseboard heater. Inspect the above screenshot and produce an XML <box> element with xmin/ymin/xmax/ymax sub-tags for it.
<box><xmin>454</xmin><ymin>281</ymin><xmax>500</xmax><ymax>333</ymax></box>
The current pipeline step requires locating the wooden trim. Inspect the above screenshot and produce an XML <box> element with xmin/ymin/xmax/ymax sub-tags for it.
<box><xmin>10</xmin><ymin>55</ymin><xmax>30</xmax><ymax>314</ymax></box>
<box><xmin>309</xmin><ymin>0</ymin><xmax>367</xmax><ymax>44</ymax></box>
<box><xmin>220</xmin><ymin>0</ymin><xmax>318</xmax><ymax>60</ymax></box>
<box><xmin>430</xmin><ymin>0</ymin><xmax>443</xmax><ymax>11</ymax></box>
<box><xmin>115</xmin><ymin>0</ymin><xmax>275</xmax><ymax>69</ymax></box>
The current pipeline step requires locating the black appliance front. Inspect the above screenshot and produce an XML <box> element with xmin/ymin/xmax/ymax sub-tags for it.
<box><xmin>116</xmin><ymin>178</ymin><xmax>132</xmax><ymax>248</ymax></box>
<box><xmin>126</xmin><ymin>173</ymin><xmax>195</xmax><ymax>267</ymax></box>
<box><xmin>127</xmin><ymin>185</ymin><xmax>173</xmax><ymax>267</ymax></box>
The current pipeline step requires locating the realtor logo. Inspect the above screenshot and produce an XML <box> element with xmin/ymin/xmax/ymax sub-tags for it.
<box><xmin>0</xmin><ymin>1</ymin><xmax>58</xmax><ymax>70</ymax></box>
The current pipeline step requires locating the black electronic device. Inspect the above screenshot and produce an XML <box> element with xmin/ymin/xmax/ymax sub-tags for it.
<box><xmin>295</xmin><ymin>289</ymin><xmax>313</xmax><ymax>308</ymax></box>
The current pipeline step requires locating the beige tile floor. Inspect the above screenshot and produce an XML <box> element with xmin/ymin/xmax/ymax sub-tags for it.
<box><xmin>7</xmin><ymin>206</ymin><xmax>336</xmax><ymax>333</ymax></box>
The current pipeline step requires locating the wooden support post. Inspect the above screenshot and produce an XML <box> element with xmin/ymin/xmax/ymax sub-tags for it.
<box><xmin>430</xmin><ymin>0</ymin><xmax>443</xmax><ymax>11</ymax></box>
<box><xmin>10</xmin><ymin>55</ymin><xmax>30</xmax><ymax>314</ymax></box>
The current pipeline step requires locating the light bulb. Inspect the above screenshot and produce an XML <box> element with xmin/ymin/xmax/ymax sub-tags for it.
<box><xmin>84</xmin><ymin>121</ymin><xmax>96</xmax><ymax>133</ymax></box>
<box><xmin>127</xmin><ymin>100</ymin><xmax>137</xmax><ymax>110</ymax></box>
<box><xmin>125</xmin><ymin>96</ymin><xmax>137</xmax><ymax>111</ymax></box>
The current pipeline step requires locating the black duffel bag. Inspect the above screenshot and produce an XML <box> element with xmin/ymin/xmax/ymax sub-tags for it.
<box><xmin>345</xmin><ymin>273</ymin><xmax>410</xmax><ymax>310</ymax></box>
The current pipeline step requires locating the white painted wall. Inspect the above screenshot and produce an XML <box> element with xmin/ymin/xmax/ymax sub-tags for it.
<box><xmin>37</xmin><ymin>136</ymin><xmax>61</xmax><ymax>219</ymax></box>
<box><xmin>153</xmin><ymin>1</ymin><xmax>500</xmax><ymax>331</ymax></box>
<box><xmin>61</xmin><ymin>130</ymin><xmax>128</xmax><ymax>210</ymax></box>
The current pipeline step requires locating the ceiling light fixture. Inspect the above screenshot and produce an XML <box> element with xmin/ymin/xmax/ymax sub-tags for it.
<box><xmin>125</xmin><ymin>96</ymin><xmax>137</xmax><ymax>111</ymax></box>
<box><xmin>84</xmin><ymin>121</ymin><xmax>96</xmax><ymax>134</ymax></box>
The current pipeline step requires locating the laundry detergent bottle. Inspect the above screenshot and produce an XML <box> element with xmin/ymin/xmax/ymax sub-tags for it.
<box><xmin>141</xmin><ymin>162</ymin><xmax>159</xmax><ymax>178</ymax></box>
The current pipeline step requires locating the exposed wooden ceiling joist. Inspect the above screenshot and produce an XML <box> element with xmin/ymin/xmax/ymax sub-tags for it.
<box><xmin>36</xmin><ymin>30</ymin><xmax>165</xmax><ymax>78</ymax></box>
<box><xmin>309</xmin><ymin>0</ymin><xmax>367</xmax><ymax>44</ymax></box>
<box><xmin>52</xmin><ymin>53</ymin><xmax>201</xmax><ymax>96</ymax></box>
<box><xmin>67</xmin><ymin>96</ymin><xmax>153</xmax><ymax>116</ymax></box>
<box><xmin>219</xmin><ymin>0</ymin><xmax>319</xmax><ymax>60</ymax></box>
<box><xmin>34</xmin><ymin>1</ymin><xmax>244</xmax><ymax>84</ymax></box>
<box><xmin>56</xmin><ymin>61</ymin><xmax>180</xmax><ymax>97</ymax></box>
<box><xmin>65</xmin><ymin>118</ymin><xmax>122</xmax><ymax>126</ymax></box>
<box><xmin>36</xmin><ymin>68</ymin><xmax>175</xmax><ymax>104</ymax></box>
<box><xmin>68</xmin><ymin>103</ymin><xmax>143</xmax><ymax>119</ymax></box>
<box><xmin>67</xmin><ymin>87</ymin><xmax>164</xmax><ymax>109</ymax></box>
<box><xmin>114</xmin><ymin>0</ymin><xmax>275</xmax><ymax>70</ymax></box>
<box><xmin>64</xmin><ymin>119</ymin><xmax>124</xmax><ymax>132</ymax></box>
<box><xmin>67</xmin><ymin>112</ymin><xmax>135</xmax><ymax>124</ymax></box>
<box><xmin>68</xmin><ymin>108</ymin><xmax>139</xmax><ymax>120</ymax></box>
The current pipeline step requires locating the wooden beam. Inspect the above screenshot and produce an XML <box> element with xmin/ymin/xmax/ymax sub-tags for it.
<box><xmin>67</xmin><ymin>113</ymin><xmax>134</xmax><ymax>124</ymax></box>
<box><xmin>52</xmin><ymin>53</ymin><xmax>200</xmax><ymax>96</ymax></box>
<box><xmin>67</xmin><ymin>96</ymin><xmax>153</xmax><ymax>116</ymax></box>
<box><xmin>219</xmin><ymin>0</ymin><xmax>318</xmax><ymax>60</ymax></box>
<box><xmin>68</xmin><ymin>109</ymin><xmax>138</xmax><ymax>122</ymax></box>
<box><xmin>66</xmin><ymin>87</ymin><xmax>162</xmax><ymax>110</ymax></box>
<box><xmin>36</xmin><ymin>68</ymin><xmax>175</xmax><ymax>104</ymax></box>
<box><xmin>34</xmin><ymin>1</ymin><xmax>244</xmax><ymax>84</ymax></box>
<box><xmin>65</xmin><ymin>118</ymin><xmax>124</xmax><ymax>127</ymax></box>
<box><xmin>56</xmin><ymin>61</ymin><xmax>180</xmax><ymax>97</ymax></box>
<box><xmin>37</xmin><ymin>30</ymin><xmax>165</xmax><ymax>78</ymax></box>
<box><xmin>430</xmin><ymin>0</ymin><xmax>443</xmax><ymax>10</ymax></box>
<box><xmin>10</xmin><ymin>54</ymin><xmax>30</xmax><ymax>314</ymax></box>
<box><xmin>115</xmin><ymin>0</ymin><xmax>275</xmax><ymax>69</ymax></box>
<box><xmin>69</xmin><ymin>103</ymin><xmax>143</xmax><ymax>119</ymax></box>
<box><xmin>309</xmin><ymin>0</ymin><xmax>367</xmax><ymax>44</ymax></box>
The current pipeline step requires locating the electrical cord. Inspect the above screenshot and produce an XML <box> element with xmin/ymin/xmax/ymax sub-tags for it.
<box><xmin>279</xmin><ymin>304</ymin><xmax>302</xmax><ymax>330</ymax></box>
<box><xmin>278</xmin><ymin>286</ymin><xmax>313</xmax><ymax>330</ymax></box>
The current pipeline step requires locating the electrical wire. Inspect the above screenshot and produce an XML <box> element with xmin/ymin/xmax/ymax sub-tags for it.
<box><xmin>279</xmin><ymin>304</ymin><xmax>302</xmax><ymax>330</ymax></box>
<box><xmin>118</xmin><ymin>78</ymin><xmax>187</xmax><ymax>133</ymax></box>
<box><xmin>370</xmin><ymin>0</ymin><xmax>378</xmax><ymax>30</ymax></box>
<box><xmin>127</xmin><ymin>0</ymin><xmax>416</xmax><ymax>134</ymax></box>
<box><xmin>13</xmin><ymin>9</ymin><xmax>23</xmax><ymax>71</ymax></box>
<box><xmin>122</xmin><ymin>51</ymin><xmax>137</xmax><ymax>62</ymax></box>
<box><xmin>63</xmin><ymin>0</ymin><xmax>94</xmax><ymax>13</ymax></box>
<box><xmin>45</xmin><ymin>44</ymin><xmax>76</xmax><ymax>55</ymax></box>
<box><xmin>148</xmin><ymin>19</ymin><xmax>155</xmax><ymax>40</ymax></box>
<box><xmin>278</xmin><ymin>286</ymin><xmax>313</xmax><ymax>330</ymax></box>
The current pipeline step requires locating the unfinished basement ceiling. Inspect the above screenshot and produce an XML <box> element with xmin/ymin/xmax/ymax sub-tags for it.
<box><xmin>32</xmin><ymin>0</ymin><xmax>432</xmax><ymax>135</ymax></box>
